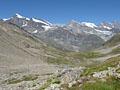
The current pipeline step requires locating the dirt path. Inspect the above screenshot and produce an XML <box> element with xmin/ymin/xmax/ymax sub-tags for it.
<box><xmin>96</xmin><ymin>44</ymin><xmax>120</xmax><ymax>54</ymax></box>
<box><xmin>92</xmin><ymin>54</ymin><xmax>120</xmax><ymax>62</ymax></box>
<box><xmin>91</xmin><ymin>44</ymin><xmax>120</xmax><ymax>62</ymax></box>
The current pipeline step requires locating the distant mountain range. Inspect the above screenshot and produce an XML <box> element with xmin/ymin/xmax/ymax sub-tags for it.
<box><xmin>1</xmin><ymin>13</ymin><xmax>120</xmax><ymax>51</ymax></box>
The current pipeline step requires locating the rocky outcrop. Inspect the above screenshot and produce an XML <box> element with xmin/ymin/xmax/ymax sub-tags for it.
<box><xmin>42</xmin><ymin>67</ymin><xmax>85</xmax><ymax>90</ymax></box>
<box><xmin>56</xmin><ymin>67</ymin><xmax>85</xmax><ymax>84</ymax></box>
<box><xmin>44</xmin><ymin>62</ymin><xmax>120</xmax><ymax>90</ymax></box>
<box><xmin>93</xmin><ymin>62</ymin><xmax>120</xmax><ymax>79</ymax></box>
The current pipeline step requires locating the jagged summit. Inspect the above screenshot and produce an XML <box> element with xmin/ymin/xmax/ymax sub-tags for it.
<box><xmin>15</xmin><ymin>13</ymin><xmax>24</xmax><ymax>18</ymax></box>
<box><xmin>68</xmin><ymin>20</ymin><xmax>97</xmax><ymax>28</ymax></box>
<box><xmin>14</xmin><ymin>13</ymin><xmax>30</xmax><ymax>20</ymax></box>
<box><xmin>2</xmin><ymin>13</ymin><xmax>29</xmax><ymax>21</ymax></box>
<box><xmin>81</xmin><ymin>22</ymin><xmax>97</xmax><ymax>28</ymax></box>
<box><xmin>2</xmin><ymin>13</ymin><xmax>52</xmax><ymax>25</ymax></box>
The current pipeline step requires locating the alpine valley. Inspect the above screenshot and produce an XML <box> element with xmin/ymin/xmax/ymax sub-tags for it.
<box><xmin>0</xmin><ymin>14</ymin><xmax>120</xmax><ymax>90</ymax></box>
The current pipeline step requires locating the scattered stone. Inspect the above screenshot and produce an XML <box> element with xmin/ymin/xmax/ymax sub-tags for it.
<box><xmin>68</xmin><ymin>81</ymin><xmax>77</xmax><ymax>88</ymax></box>
<box><xmin>45</xmin><ymin>84</ymin><xmax>60</xmax><ymax>90</ymax></box>
<box><xmin>93</xmin><ymin>63</ymin><xmax>120</xmax><ymax>79</ymax></box>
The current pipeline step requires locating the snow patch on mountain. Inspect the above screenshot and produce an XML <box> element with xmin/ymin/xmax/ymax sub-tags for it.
<box><xmin>102</xmin><ymin>25</ymin><xmax>112</xmax><ymax>30</ymax></box>
<box><xmin>25</xmin><ymin>18</ymin><xmax>30</xmax><ymax>21</ymax></box>
<box><xmin>32</xmin><ymin>30</ymin><xmax>38</xmax><ymax>33</ymax></box>
<box><xmin>81</xmin><ymin>22</ymin><xmax>97</xmax><ymax>28</ymax></box>
<box><xmin>22</xmin><ymin>21</ymin><xmax>28</xmax><ymax>27</ymax></box>
<box><xmin>95</xmin><ymin>29</ymin><xmax>112</xmax><ymax>35</ymax></box>
<box><xmin>42</xmin><ymin>25</ymin><xmax>52</xmax><ymax>31</ymax></box>
<box><xmin>15</xmin><ymin>13</ymin><xmax>24</xmax><ymax>18</ymax></box>
<box><xmin>43</xmin><ymin>20</ymin><xmax>52</xmax><ymax>26</ymax></box>
<box><xmin>2</xmin><ymin>18</ymin><xmax>10</xmax><ymax>21</ymax></box>
<box><xmin>31</xmin><ymin>18</ymin><xmax>50</xmax><ymax>26</ymax></box>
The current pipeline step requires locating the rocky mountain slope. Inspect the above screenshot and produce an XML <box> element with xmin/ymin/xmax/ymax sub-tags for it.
<box><xmin>104</xmin><ymin>33</ymin><xmax>120</xmax><ymax>47</ymax></box>
<box><xmin>0</xmin><ymin>21</ymin><xmax>62</xmax><ymax>90</ymax></box>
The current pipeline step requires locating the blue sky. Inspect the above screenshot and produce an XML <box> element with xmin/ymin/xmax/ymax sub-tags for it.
<box><xmin>0</xmin><ymin>0</ymin><xmax>120</xmax><ymax>24</ymax></box>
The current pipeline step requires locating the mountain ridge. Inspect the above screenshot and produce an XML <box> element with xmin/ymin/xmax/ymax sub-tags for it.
<box><xmin>1</xmin><ymin>13</ymin><xmax>120</xmax><ymax>51</ymax></box>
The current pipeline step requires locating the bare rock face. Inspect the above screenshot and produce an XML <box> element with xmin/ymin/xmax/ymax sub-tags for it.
<box><xmin>38</xmin><ymin>28</ymin><xmax>105</xmax><ymax>51</ymax></box>
<box><xmin>42</xmin><ymin>67</ymin><xmax>85</xmax><ymax>90</ymax></box>
<box><xmin>55</xmin><ymin>67</ymin><xmax>85</xmax><ymax>84</ymax></box>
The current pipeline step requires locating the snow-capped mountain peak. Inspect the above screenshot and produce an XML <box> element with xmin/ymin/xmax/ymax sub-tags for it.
<box><xmin>15</xmin><ymin>13</ymin><xmax>24</xmax><ymax>18</ymax></box>
<box><xmin>2</xmin><ymin>18</ymin><xmax>10</xmax><ymax>21</ymax></box>
<box><xmin>81</xmin><ymin>22</ymin><xmax>97</xmax><ymax>28</ymax></box>
<box><xmin>2</xmin><ymin>13</ymin><xmax>30</xmax><ymax>21</ymax></box>
<box><xmin>14</xmin><ymin>13</ymin><xmax>30</xmax><ymax>20</ymax></box>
